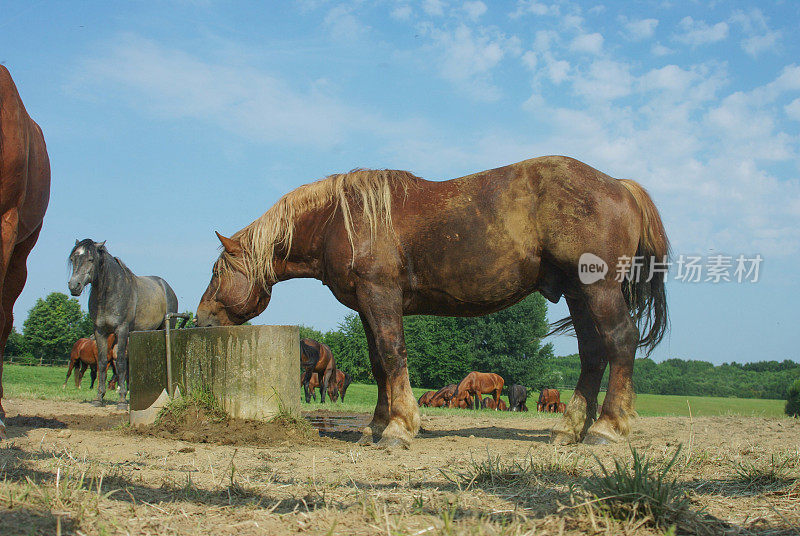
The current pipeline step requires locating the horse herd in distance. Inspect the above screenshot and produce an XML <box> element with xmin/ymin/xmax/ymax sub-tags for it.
<box><xmin>300</xmin><ymin>338</ymin><xmax>567</xmax><ymax>414</ymax></box>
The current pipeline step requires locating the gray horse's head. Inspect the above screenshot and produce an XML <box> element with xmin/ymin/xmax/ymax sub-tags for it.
<box><xmin>68</xmin><ymin>239</ymin><xmax>105</xmax><ymax>296</ymax></box>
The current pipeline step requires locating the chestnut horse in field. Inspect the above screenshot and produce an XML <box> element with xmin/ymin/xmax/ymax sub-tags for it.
<box><xmin>481</xmin><ymin>398</ymin><xmax>508</xmax><ymax>411</ymax></box>
<box><xmin>197</xmin><ymin>156</ymin><xmax>669</xmax><ymax>447</ymax></box>
<box><xmin>63</xmin><ymin>335</ymin><xmax>119</xmax><ymax>390</ymax></box>
<box><xmin>417</xmin><ymin>391</ymin><xmax>436</xmax><ymax>407</ymax></box>
<box><xmin>429</xmin><ymin>384</ymin><xmax>457</xmax><ymax>408</ymax></box>
<box><xmin>538</xmin><ymin>389</ymin><xmax>561</xmax><ymax>412</ymax></box>
<box><xmin>453</xmin><ymin>372</ymin><xmax>504</xmax><ymax>410</ymax></box>
<box><xmin>0</xmin><ymin>66</ymin><xmax>51</xmax><ymax>440</ymax></box>
<box><xmin>300</xmin><ymin>338</ymin><xmax>337</xmax><ymax>403</ymax></box>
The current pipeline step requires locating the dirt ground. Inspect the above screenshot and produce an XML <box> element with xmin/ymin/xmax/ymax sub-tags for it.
<box><xmin>1</xmin><ymin>398</ymin><xmax>799</xmax><ymax>535</ymax></box>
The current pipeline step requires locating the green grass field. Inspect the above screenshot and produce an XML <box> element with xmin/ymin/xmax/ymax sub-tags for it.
<box><xmin>3</xmin><ymin>363</ymin><xmax>788</xmax><ymax>418</ymax></box>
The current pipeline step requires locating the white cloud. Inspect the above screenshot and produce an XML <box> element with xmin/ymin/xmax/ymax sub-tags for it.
<box><xmin>652</xmin><ymin>43</ymin><xmax>673</xmax><ymax>56</ymax></box>
<box><xmin>391</xmin><ymin>5</ymin><xmax>412</xmax><ymax>21</ymax></box>
<box><xmin>569</xmin><ymin>32</ymin><xmax>603</xmax><ymax>55</ymax></box>
<box><xmin>425</xmin><ymin>24</ymin><xmax>521</xmax><ymax>101</ymax></box>
<box><xmin>509</xmin><ymin>1</ymin><xmax>554</xmax><ymax>19</ymax></box>
<box><xmin>786</xmin><ymin>98</ymin><xmax>800</xmax><ymax>121</ymax></box>
<box><xmin>422</xmin><ymin>0</ymin><xmax>445</xmax><ymax>16</ymax></box>
<box><xmin>462</xmin><ymin>1</ymin><xmax>487</xmax><ymax>21</ymax></box>
<box><xmin>324</xmin><ymin>5</ymin><xmax>368</xmax><ymax>41</ymax></box>
<box><xmin>73</xmin><ymin>34</ymin><xmax>415</xmax><ymax>150</ymax></box>
<box><xmin>572</xmin><ymin>59</ymin><xmax>633</xmax><ymax>100</ymax></box>
<box><xmin>521</xmin><ymin>50</ymin><xmax>537</xmax><ymax>70</ymax></box>
<box><xmin>639</xmin><ymin>65</ymin><xmax>695</xmax><ymax>93</ymax></box>
<box><xmin>624</xmin><ymin>18</ymin><xmax>658</xmax><ymax>41</ymax></box>
<box><xmin>730</xmin><ymin>8</ymin><xmax>781</xmax><ymax>57</ymax></box>
<box><xmin>674</xmin><ymin>17</ymin><xmax>729</xmax><ymax>46</ymax></box>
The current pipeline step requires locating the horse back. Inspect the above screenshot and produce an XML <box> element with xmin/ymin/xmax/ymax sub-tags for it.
<box><xmin>131</xmin><ymin>276</ymin><xmax>178</xmax><ymax>330</ymax></box>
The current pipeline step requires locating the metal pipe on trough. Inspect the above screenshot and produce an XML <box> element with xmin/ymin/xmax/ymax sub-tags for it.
<box><xmin>164</xmin><ymin>312</ymin><xmax>190</xmax><ymax>398</ymax></box>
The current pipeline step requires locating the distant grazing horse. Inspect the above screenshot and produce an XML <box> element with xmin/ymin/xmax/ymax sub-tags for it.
<box><xmin>481</xmin><ymin>397</ymin><xmax>507</xmax><ymax>411</ymax></box>
<box><xmin>0</xmin><ymin>66</ymin><xmax>51</xmax><ymax>440</ymax></box>
<box><xmin>556</xmin><ymin>402</ymin><xmax>566</xmax><ymax>413</ymax></box>
<box><xmin>300</xmin><ymin>338</ymin><xmax>337</xmax><ymax>403</ymax></box>
<box><xmin>305</xmin><ymin>371</ymin><xmax>335</xmax><ymax>401</ymax></box>
<box><xmin>453</xmin><ymin>372</ymin><xmax>504</xmax><ymax>411</ymax></box>
<box><xmin>333</xmin><ymin>369</ymin><xmax>352</xmax><ymax>402</ymax></box>
<box><xmin>68</xmin><ymin>240</ymin><xmax>178</xmax><ymax>408</ymax></box>
<box><xmin>196</xmin><ymin>156</ymin><xmax>669</xmax><ymax>446</ymax></box>
<box><xmin>508</xmin><ymin>384</ymin><xmax>528</xmax><ymax>412</ymax></box>
<box><xmin>538</xmin><ymin>389</ymin><xmax>561</xmax><ymax>412</ymax></box>
<box><xmin>417</xmin><ymin>391</ymin><xmax>436</xmax><ymax>407</ymax></box>
<box><xmin>429</xmin><ymin>384</ymin><xmax>457</xmax><ymax>408</ymax></box>
<box><xmin>63</xmin><ymin>335</ymin><xmax>119</xmax><ymax>390</ymax></box>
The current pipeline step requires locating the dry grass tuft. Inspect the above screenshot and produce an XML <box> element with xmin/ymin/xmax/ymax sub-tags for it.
<box><xmin>581</xmin><ymin>446</ymin><xmax>692</xmax><ymax>529</ymax></box>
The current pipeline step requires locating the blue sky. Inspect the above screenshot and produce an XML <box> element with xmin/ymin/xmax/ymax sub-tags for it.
<box><xmin>2</xmin><ymin>1</ymin><xmax>798</xmax><ymax>364</ymax></box>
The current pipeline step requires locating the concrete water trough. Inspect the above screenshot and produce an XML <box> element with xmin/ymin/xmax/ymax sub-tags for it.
<box><xmin>128</xmin><ymin>325</ymin><xmax>300</xmax><ymax>425</ymax></box>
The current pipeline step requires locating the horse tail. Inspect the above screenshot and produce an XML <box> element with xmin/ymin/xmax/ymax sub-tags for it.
<box><xmin>618</xmin><ymin>179</ymin><xmax>670</xmax><ymax>355</ymax></box>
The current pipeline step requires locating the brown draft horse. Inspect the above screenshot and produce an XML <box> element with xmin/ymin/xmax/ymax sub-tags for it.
<box><xmin>197</xmin><ymin>156</ymin><xmax>669</xmax><ymax>447</ymax></box>
<box><xmin>417</xmin><ymin>390</ymin><xmax>436</xmax><ymax>407</ymax></box>
<box><xmin>481</xmin><ymin>398</ymin><xmax>508</xmax><ymax>411</ymax></box>
<box><xmin>429</xmin><ymin>384</ymin><xmax>457</xmax><ymax>408</ymax></box>
<box><xmin>299</xmin><ymin>338</ymin><xmax>337</xmax><ymax>403</ymax></box>
<box><xmin>537</xmin><ymin>389</ymin><xmax>561</xmax><ymax>412</ymax></box>
<box><xmin>63</xmin><ymin>335</ymin><xmax>119</xmax><ymax>390</ymax></box>
<box><xmin>453</xmin><ymin>372</ymin><xmax>505</xmax><ymax>411</ymax></box>
<box><xmin>0</xmin><ymin>67</ymin><xmax>51</xmax><ymax>439</ymax></box>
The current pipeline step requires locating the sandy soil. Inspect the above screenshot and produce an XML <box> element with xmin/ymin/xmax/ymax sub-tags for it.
<box><xmin>1</xmin><ymin>397</ymin><xmax>798</xmax><ymax>535</ymax></box>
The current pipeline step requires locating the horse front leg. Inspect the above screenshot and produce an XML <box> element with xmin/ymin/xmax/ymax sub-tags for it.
<box><xmin>318</xmin><ymin>371</ymin><xmax>327</xmax><ymax>403</ymax></box>
<box><xmin>114</xmin><ymin>328</ymin><xmax>130</xmax><ymax>409</ymax></box>
<box><xmin>93</xmin><ymin>332</ymin><xmax>109</xmax><ymax>406</ymax></box>
<box><xmin>360</xmin><ymin>312</ymin><xmax>390</xmax><ymax>435</ymax></box>
<box><xmin>357</xmin><ymin>289</ymin><xmax>419</xmax><ymax>449</ymax></box>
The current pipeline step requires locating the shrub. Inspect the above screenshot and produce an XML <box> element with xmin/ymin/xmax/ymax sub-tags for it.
<box><xmin>785</xmin><ymin>378</ymin><xmax>800</xmax><ymax>417</ymax></box>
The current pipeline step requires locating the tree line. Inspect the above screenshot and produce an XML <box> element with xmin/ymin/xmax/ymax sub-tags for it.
<box><xmin>517</xmin><ymin>354</ymin><xmax>800</xmax><ymax>401</ymax></box>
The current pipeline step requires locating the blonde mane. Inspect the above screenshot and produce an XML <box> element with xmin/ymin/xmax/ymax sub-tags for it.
<box><xmin>218</xmin><ymin>168</ymin><xmax>417</xmax><ymax>292</ymax></box>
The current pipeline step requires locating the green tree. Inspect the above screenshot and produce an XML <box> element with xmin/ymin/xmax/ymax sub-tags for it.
<box><xmin>4</xmin><ymin>326</ymin><xmax>29</xmax><ymax>358</ymax></box>
<box><xmin>786</xmin><ymin>378</ymin><xmax>800</xmax><ymax>417</ymax></box>
<box><xmin>22</xmin><ymin>292</ymin><xmax>86</xmax><ymax>364</ymax></box>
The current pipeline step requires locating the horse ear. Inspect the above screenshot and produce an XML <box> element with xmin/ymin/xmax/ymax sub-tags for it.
<box><xmin>215</xmin><ymin>231</ymin><xmax>242</xmax><ymax>255</ymax></box>
<box><xmin>94</xmin><ymin>241</ymin><xmax>106</xmax><ymax>250</ymax></box>
<box><xmin>75</xmin><ymin>239</ymin><xmax>80</xmax><ymax>246</ymax></box>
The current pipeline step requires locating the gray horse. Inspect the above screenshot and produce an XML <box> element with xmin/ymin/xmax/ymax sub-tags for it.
<box><xmin>68</xmin><ymin>239</ymin><xmax>178</xmax><ymax>408</ymax></box>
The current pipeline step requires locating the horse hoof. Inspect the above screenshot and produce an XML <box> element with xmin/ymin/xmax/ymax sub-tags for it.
<box><xmin>550</xmin><ymin>431</ymin><xmax>579</xmax><ymax>445</ymax></box>
<box><xmin>357</xmin><ymin>427</ymin><xmax>373</xmax><ymax>446</ymax></box>
<box><xmin>376</xmin><ymin>435</ymin><xmax>410</xmax><ymax>451</ymax></box>
<box><xmin>90</xmin><ymin>399</ymin><xmax>104</xmax><ymax>407</ymax></box>
<box><xmin>583</xmin><ymin>433</ymin><xmax>612</xmax><ymax>445</ymax></box>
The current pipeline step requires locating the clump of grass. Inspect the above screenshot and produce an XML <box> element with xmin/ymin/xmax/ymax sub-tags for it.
<box><xmin>732</xmin><ymin>453</ymin><xmax>798</xmax><ymax>489</ymax></box>
<box><xmin>442</xmin><ymin>449</ymin><xmax>535</xmax><ymax>490</ymax></box>
<box><xmin>583</xmin><ymin>446</ymin><xmax>690</xmax><ymax>528</ymax></box>
<box><xmin>156</xmin><ymin>388</ymin><xmax>227</xmax><ymax>425</ymax></box>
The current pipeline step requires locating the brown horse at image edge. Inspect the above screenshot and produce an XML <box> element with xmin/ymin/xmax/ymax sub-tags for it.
<box><xmin>196</xmin><ymin>156</ymin><xmax>668</xmax><ymax>448</ymax></box>
<box><xmin>0</xmin><ymin>66</ymin><xmax>51</xmax><ymax>440</ymax></box>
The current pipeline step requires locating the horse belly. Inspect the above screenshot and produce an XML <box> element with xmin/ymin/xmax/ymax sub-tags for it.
<box><xmin>132</xmin><ymin>278</ymin><xmax>167</xmax><ymax>330</ymax></box>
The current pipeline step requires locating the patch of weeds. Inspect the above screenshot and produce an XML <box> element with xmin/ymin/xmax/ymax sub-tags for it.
<box><xmin>156</xmin><ymin>388</ymin><xmax>227</xmax><ymax>425</ymax></box>
<box><xmin>731</xmin><ymin>453</ymin><xmax>798</xmax><ymax>489</ymax></box>
<box><xmin>442</xmin><ymin>449</ymin><xmax>534</xmax><ymax>490</ymax></box>
<box><xmin>583</xmin><ymin>445</ymin><xmax>691</xmax><ymax>528</ymax></box>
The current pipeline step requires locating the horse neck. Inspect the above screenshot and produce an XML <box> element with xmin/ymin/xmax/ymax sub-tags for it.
<box><xmin>271</xmin><ymin>206</ymin><xmax>331</xmax><ymax>282</ymax></box>
<box><xmin>90</xmin><ymin>251</ymin><xmax>132</xmax><ymax>307</ymax></box>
